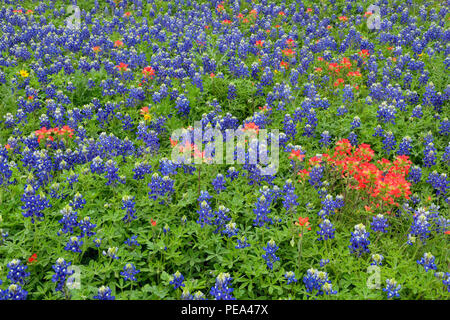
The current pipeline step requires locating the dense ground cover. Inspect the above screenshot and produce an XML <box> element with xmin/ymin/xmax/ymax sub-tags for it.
<box><xmin>0</xmin><ymin>0</ymin><xmax>449</xmax><ymax>300</ymax></box>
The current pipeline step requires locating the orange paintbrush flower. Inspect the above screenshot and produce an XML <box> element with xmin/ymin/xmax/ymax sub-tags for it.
<box><xmin>115</xmin><ymin>62</ymin><xmax>129</xmax><ymax>72</ymax></box>
<box><xmin>114</xmin><ymin>40</ymin><xmax>124</xmax><ymax>47</ymax></box>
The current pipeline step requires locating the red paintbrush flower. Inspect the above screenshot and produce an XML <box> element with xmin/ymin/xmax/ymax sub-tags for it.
<box><xmin>115</xmin><ymin>62</ymin><xmax>128</xmax><ymax>72</ymax></box>
<box><xmin>28</xmin><ymin>253</ymin><xmax>37</xmax><ymax>264</ymax></box>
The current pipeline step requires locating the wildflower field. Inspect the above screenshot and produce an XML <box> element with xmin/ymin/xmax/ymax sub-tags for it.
<box><xmin>0</xmin><ymin>0</ymin><xmax>449</xmax><ymax>301</ymax></box>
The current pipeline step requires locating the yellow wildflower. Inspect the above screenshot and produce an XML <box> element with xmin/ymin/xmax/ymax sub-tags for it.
<box><xmin>18</xmin><ymin>70</ymin><xmax>29</xmax><ymax>78</ymax></box>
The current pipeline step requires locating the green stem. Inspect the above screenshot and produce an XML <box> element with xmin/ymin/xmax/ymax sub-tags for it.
<box><xmin>297</xmin><ymin>226</ymin><xmax>304</xmax><ymax>269</ymax></box>
<box><xmin>197</xmin><ymin>166</ymin><xmax>201</xmax><ymax>197</ymax></box>
<box><xmin>325</xmin><ymin>239</ymin><xmax>330</xmax><ymax>258</ymax></box>
<box><xmin>31</xmin><ymin>221</ymin><xmax>38</xmax><ymax>253</ymax></box>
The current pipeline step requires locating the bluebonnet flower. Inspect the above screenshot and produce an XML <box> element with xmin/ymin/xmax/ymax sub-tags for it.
<box><xmin>440</xmin><ymin>273</ymin><xmax>450</xmax><ymax>292</ymax></box>
<box><xmin>262</xmin><ymin>239</ymin><xmax>280</xmax><ymax>270</ymax></box>
<box><xmin>442</xmin><ymin>143</ymin><xmax>450</xmax><ymax>165</ymax></box>
<box><xmin>2</xmin><ymin>284</ymin><xmax>28</xmax><ymax>300</ymax></box>
<box><xmin>212</xmin><ymin>205</ymin><xmax>231</xmax><ymax>234</ymax></box>
<box><xmin>181</xmin><ymin>289</ymin><xmax>193</xmax><ymax>300</ymax></box>
<box><xmin>235</xmin><ymin>236</ymin><xmax>250</xmax><ymax>249</ymax></box>
<box><xmin>78</xmin><ymin>216</ymin><xmax>96</xmax><ymax>238</ymax></box>
<box><xmin>417</xmin><ymin>252</ymin><xmax>437</xmax><ymax>272</ymax></box>
<box><xmin>163</xmin><ymin>224</ymin><xmax>170</xmax><ymax>234</ymax></box>
<box><xmin>303</xmin><ymin>268</ymin><xmax>336</xmax><ymax>296</ymax></box>
<box><xmin>308</xmin><ymin>165</ymin><xmax>324</xmax><ymax>190</ymax></box>
<box><xmin>383</xmin><ymin>279</ymin><xmax>401</xmax><ymax>299</ymax></box>
<box><xmin>132</xmin><ymin>161</ymin><xmax>152</xmax><ymax>180</ymax></box>
<box><xmin>148</xmin><ymin>173</ymin><xmax>175</xmax><ymax>204</ymax></box>
<box><xmin>285</xmin><ymin>271</ymin><xmax>297</xmax><ymax>284</ymax></box>
<box><xmin>66</xmin><ymin>173</ymin><xmax>79</xmax><ymax>189</ymax></box>
<box><xmin>90</xmin><ymin>156</ymin><xmax>105</xmax><ymax>174</ymax></box>
<box><xmin>198</xmin><ymin>190</ymin><xmax>212</xmax><ymax>205</ymax></box>
<box><xmin>371</xmin><ymin>254</ymin><xmax>384</xmax><ymax>266</ymax></box>
<box><xmin>21</xmin><ymin>185</ymin><xmax>51</xmax><ymax>224</ymax></box>
<box><xmin>124</xmin><ymin>235</ymin><xmax>140</xmax><ymax>248</ymax></box>
<box><xmin>382</xmin><ymin>131</ymin><xmax>396</xmax><ymax>155</ymax></box>
<box><xmin>253</xmin><ymin>193</ymin><xmax>274</xmax><ymax>228</ymax></box>
<box><xmin>427</xmin><ymin>171</ymin><xmax>449</xmax><ymax>197</ymax></box>
<box><xmin>371</xmin><ymin>214</ymin><xmax>389</xmax><ymax>233</ymax></box>
<box><xmin>197</xmin><ymin>200</ymin><xmax>214</xmax><ymax>228</ymax></box>
<box><xmin>210</xmin><ymin>273</ymin><xmax>235</xmax><ymax>300</ymax></box>
<box><xmin>337</xmin><ymin>105</ymin><xmax>348</xmax><ymax>116</ymax></box>
<box><xmin>0</xmin><ymin>150</ymin><xmax>13</xmax><ymax>187</ymax></box>
<box><xmin>319</xmin><ymin>131</ymin><xmax>331</xmax><ymax>147</ymax></box>
<box><xmin>397</xmin><ymin>136</ymin><xmax>412</xmax><ymax>155</ymax></box>
<box><xmin>373</xmin><ymin>125</ymin><xmax>384</xmax><ymax>137</ymax></box>
<box><xmin>408</xmin><ymin>165</ymin><xmax>422</xmax><ymax>184</ymax></box>
<box><xmin>228</xmin><ymin>83</ymin><xmax>236</xmax><ymax>100</ymax></box>
<box><xmin>304</xmin><ymin>109</ymin><xmax>318</xmax><ymax>137</ymax></box>
<box><xmin>121</xmin><ymin>195</ymin><xmax>137</xmax><ymax>223</ymax></box>
<box><xmin>93</xmin><ymin>286</ymin><xmax>115</xmax><ymax>300</ymax></box>
<box><xmin>159</xmin><ymin>158</ymin><xmax>179</xmax><ymax>176</ymax></box>
<box><xmin>283</xmin><ymin>114</ymin><xmax>296</xmax><ymax>141</ymax></box>
<box><xmin>0</xmin><ymin>228</ymin><xmax>8</xmax><ymax>245</ymax></box>
<box><xmin>70</xmin><ymin>192</ymin><xmax>86</xmax><ymax>210</ymax></box>
<box><xmin>169</xmin><ymin>271</ymin><xmax>185</xmax><ymax>290</ymax></box>
<box><xmin>192</xmin><ymin>73</ymin><xmax>203</xmax><ymax>92</ymax></box>
<box><xmin>423</xmin><ymin>149</ymin><xmax>436</xmax><ymax>168</ymax></box>
<box><xmin>319</xmin><ymin>194</ymin><xmax>339</xmax><ymax>218</ymax></box>
<box><xmin>439</xmin><ymin>118</ymin><xmax>449</xmax><ymax>136</ymax></box>
<box><xmin>222</xmin><ymin>221</ymin><xmax>239</xmax><ymax>238</ymax></box>
<box><xmin>93</xmin><ymin>238</ymin><xmax>102</xmax><ymax>248</ymax></box>
<box><xmin>320</xmin><ymin>259</ymin><xmax>330</xmax><ymax>268</ymax></box>
<box><xmin>322</xmin><ymin>282</ymin><xmax>338</xmax><ymax>295</ymax></box>
<box><xmin>226</xmin><ymin>167</ymin><xmax>239</xmax><ymax>181</ymax></box>
<box><xmin>102</xmin><ymin>247</ymin><xmax>119</xmax><ymax>260</ymax></box>
<box><xmin>409</xmin><ymin>211</ymin><xmax>431</xmax><ymax>244</ymax></box>
<box><xmin>349</xmin><ymin>224</ymin><xmax>371</xmax><ymax>256</ymax></box>
<box><xmin>317</xmin><ymin>219</ymin><xmax>335</xmax><ymax>241</ymax></box>
<box><xmin>212</xmin><ymin>174</ymin><xmax>226</xmax><ymax>194</ymax></box>
<box><xmin>335</xmin><ymin>195</ymin><xmax>345</xmax><ymax>209</ymax></box>
<box><xmin>52</xmin><ymin>258</ymin><xmax>74</xmax><ymax>292</ymax></box>
<box><xmin>7</xmin><ymin>259</ymin><xmax>30</xmax><ymax>285</ymax></box>
<box><xmin>104</xmin><ymin>160</ymin><xmax>123</xmax><ymax>185</ymax></box>
<box><xmin>57</xmin><ymin>206</ymin><xmax>78</xmax><ymax>236</ymax></box>
<box><xmin>342</xmin><ymin>85</ymin><xmax>354</xmax><ymax>104</ymax></box>
<box><xmin>303</xmin><ymin>124</ymin><xmax>315</xmax><ymax>139</ymax></box>
<box><xmin>175</xmin><ymin>95</ymin><xmax>190</xmax><ymax>117</ymax></box>
<box><xmin>350</xmin><ymin>116</ymin><xmax>361</xmax><ymax>129</ymax></box>
<box><xmin>121</xmin><ymin>263</ymin><xmax>140</xmax><ymax>281</ymax></box>
<box><xmin>282</xmin><ymin>179</ymin><xmax>298</xmax><ymax>212</ymax></box>
<box><xmin>65</xmin><ymin>236</ymin><xmax>83</xmax><ymax>253</ymax></box>
<box><xmin>411</xmin><ymin>105</ymin><xmax>423</xmax><ymax>119</ymax></box>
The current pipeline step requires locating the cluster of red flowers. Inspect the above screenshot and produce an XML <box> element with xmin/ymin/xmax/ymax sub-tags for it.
<box><xmin>28</xmin><ymin>253</ymin><xmax>37</xmax><ymax>264</ymax></box>
<box><xmin>34</xmin><ymin>126</ymin><xmax>74</xmax><ymax>144</ymax></box>
<box><xmin>321</xmin><ymin>139</ymin><xmax>412</xmax><ymax>208</ymax></box>
<box><xmin>115</xmin><ymin>62</ymin><xmax>129</xmax><ymax>72</ymax></box>
<box><xmin>236</xmin><ymin>8</ymin><xmax>258</xmax><ymax>24</ymax></box>
<box><xmin>296</xmin><ymin>217</ymin><xmax>311</xmax><ymax>237</ymax></box>
<box><xmin>170</xmin><ymin>138</ymin><xmax>208</xmax><ymax>162</ymax></box>
<box><xmin>142</xmin><ymin>66</ymin><xmax>155</xmax><ymax>78</ymax></box>
<box><xmin>295</xmin><ymin>139</ymin><xmax>412</xmax><ymax>209</ymax></box>
<box><xmin>315</xmin><ymin>56</ymin><xmax>365</xmax><ymax>89</ymax></box>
